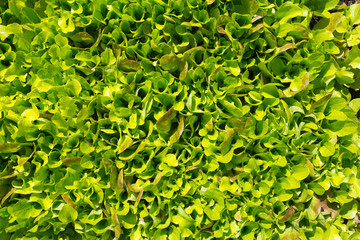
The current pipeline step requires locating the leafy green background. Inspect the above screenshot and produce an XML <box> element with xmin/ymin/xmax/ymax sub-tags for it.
<box><xmin>1</xmin><ymin>0</ymin><xmax>360</xmax><ymax>239</ymax></box>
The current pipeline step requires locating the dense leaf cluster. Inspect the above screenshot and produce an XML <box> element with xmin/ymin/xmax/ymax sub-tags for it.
<box><xmin>1</xmin><ymin>0</ymin><xmax>360</xmax><ymax>239</ymax></box>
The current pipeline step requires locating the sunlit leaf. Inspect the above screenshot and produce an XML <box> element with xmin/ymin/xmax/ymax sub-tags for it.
<box><xmin>59</xmin><ymin>204</ymin><xmax>78</xmax><ymax>223</ymax></box>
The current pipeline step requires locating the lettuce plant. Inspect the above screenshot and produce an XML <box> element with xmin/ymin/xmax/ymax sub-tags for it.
<box><xmin>0</xmin><ymin>0</ymin><xmax>360</xmax><ymax>239</ymax></box>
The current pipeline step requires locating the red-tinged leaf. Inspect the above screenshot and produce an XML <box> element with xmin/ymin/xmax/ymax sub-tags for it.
<box><xmin>200</xmin><ymin>222</ymin><xmax>214</xmax><ymax>230</ymax></box>
<box><xmin>39</xmin><ymin>112</ymin><xmax>53</xmax><ymax>119</ymax></box>
<box><xmin>156</xmin><ymin>107</ymin><xmax>177</xmax><ymax>132</ymax></box>
<box><xmin>62</xmin><ymin>157</ymin><xmax>82</xmax><ymax>166</ymax></box>
<box><xmin>0</xmin><ymin>143</ymin><xmax>22</xmax><ymax>153</ymax></box>
<box><xmin>170</xmin><ymin>116</ymin><xmax>184</xmax><ymax>144</ymax></box>
<box><xmin>1</xmin><ymin>188</ymin><xmax>15</xmax><ymax>205</ymax></box>
<box><xmin>18</xmin><ymin>145</ymin><xmax>35</xmax><ymax>165</ymax></box>
<box><xmin>117</xmin><ymin>169</ymin><xmax>124</xmax><ymax>190</ymax></box>
<box><xmin>217</xmin><ymin>26</ymin><xmax>227</xmax><ymax>35</ymax></box>
<box><xmin>180</xmin><ymin>61</ymin><xmax>188</xmax><ymax>80</ymax></box>
<box><xmin>159</xmin><ymin>54</ymin><xmax>182</xmax><ymax>72</ymax></box>
<box><xmin>102</xmin><ymin>207</ymin><xmax>110</xmax><ymax>218</ymax></box>
<box><xmin>183</xmin><ymin>46</ymin><xmax>206</xmax><ymax>57</ymax></box>
<box><xmin>228</xmin><ymin>171</ymin><xmax>239</xmax><ymax>182</ymax></box>
<box><xmin>61</xmin><ymin>194</ymin><xmax>77</xmax><ymax>210</ymax></box>
<box><xmin>278</xmin><ymin>43</ymin><xmax>297</xmax><ymax>53</ymax></box>
<box><xmin>251</xmin><ymin>23</ymin><xmax>264</xmax><ymax>33</ymax></box>
<box><xmin>112</xmin><ymin>211</ymin><xmax>121</xmax><ymax>238</ymax></box>
<box><xmin>279</xmin><ymin>206</ymin><xmax>294</xmax><ymax>222</ymax></box>
<box><xmin>117</xmin><ymin>59</ymin><xmax>141</xmax><ymax>72</ymax></box>
<box><xmin>135</xmin><ymin>190</ymin><xmax>144</xmax><ymax>207</ymax></box>
<box><xmin>314</xmin><ymin>198</ymin><xmax>322</xmax><ymax>216</ymax></box>
<box><xmin>118</xmin><ymin>142</ymin><xmax>146</xmax><ymax>161</ymax></box>
<box><xmin>153</xmin><ymin>172</ymin><xmax>163</xmax><ymax>185</ymax></box>
<box><xmin>216</xmin><ymin>176</ymin><xmax>222</xmax><ymax>184</ymax></box>
<box><xmin>355</xmin><ymin>214</ymin><xmax>360</xmax><ymax>224</ymax></box>
<box><xmin>185</xmin><ymin>165</ymin><xmax>201</xmax><ymax>172</ymax></box>
<box><xmin>320</xmin><ymin>200</ymin><xmax>339</xmax><ymax>219</ymax></box>
<box><xmin>164</xmin><ymin>15</ymin><xmax>176</xmax><ymax>23</ymax></box>
<box><xmin>102</xmin><ymin>158</ymin><xmax>113</xmax><ymax>168</ymax></box>
<box><xmin>252</xmin><ymin>15</ymin><xmax>264</xmax><ymax>23</ymax></box>
<box><xmin>0</xmin><ymin>173</ymin><xmax>19</xmax><ymax>179</ymax></box>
